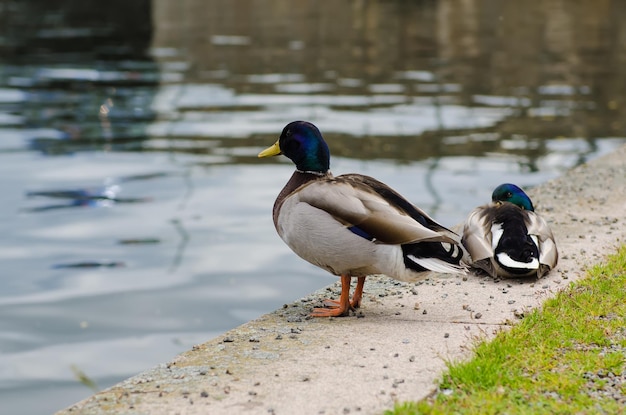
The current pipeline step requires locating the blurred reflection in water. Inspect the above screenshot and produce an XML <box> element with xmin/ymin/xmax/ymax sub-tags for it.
<box><xmin>0</xmin><ymin>1</ymin><xmax>625</xmax><ymax>414</ymax></box>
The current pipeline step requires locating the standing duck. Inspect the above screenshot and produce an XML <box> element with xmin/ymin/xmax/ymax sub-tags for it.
<box><xmin>462</xmin><ymin>183</ymin><xmax>558</xmax><ymax>278</ymax></box>
<box><xmin>258</xmin><ymin>121</ymin><xmax>465</xmax><ymax>317</ymax></box>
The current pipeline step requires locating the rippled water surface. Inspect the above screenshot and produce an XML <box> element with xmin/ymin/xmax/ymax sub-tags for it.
<box><xmin>1</xmin><ymin>1</ymin><xmax>626</xmax><ymax>413</ymax></box>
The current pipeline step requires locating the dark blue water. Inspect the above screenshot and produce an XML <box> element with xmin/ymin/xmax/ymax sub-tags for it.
<box><xmin>1</xmin><ymin>1</ymin><xmax>625</xmax><ymax>413</ymax></box>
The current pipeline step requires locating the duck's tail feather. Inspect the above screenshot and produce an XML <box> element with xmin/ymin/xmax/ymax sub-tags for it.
<box><xmin>493</xmin><ymin>222</ymin><xmax>541</xmax><ymax>275</ymax></box>
<box><xmin>402</xmin><ymin>241</ymin><xmax>466</xmax><ymax>274</ymax></box>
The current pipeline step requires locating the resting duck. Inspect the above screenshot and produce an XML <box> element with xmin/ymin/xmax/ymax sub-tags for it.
<box><xmin>462</xmin><ymin>183</ymin><xmax>558</xmax><ymax>278</ymax></box>
<box><xmin>258</xmin><ymin>121</ymin><xmax>465</xmax><ymax>317</ymax></box>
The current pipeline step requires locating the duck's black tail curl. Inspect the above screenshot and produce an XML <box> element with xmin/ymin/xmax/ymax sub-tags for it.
<box><xmin>493</xmin><ymin>207</ymin><xmax>540</xmax><ymax>274</ymax></box>
<box><xmin>402</xmin><ymin>241</ymin><xmax>465</xmax><ymax>273</ymax></box>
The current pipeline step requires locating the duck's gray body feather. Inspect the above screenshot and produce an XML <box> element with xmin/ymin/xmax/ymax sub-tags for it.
<box><xmin>274</xmin><ymin>171</ymin><xmax>465</xmax><ymax>281</ymax></box>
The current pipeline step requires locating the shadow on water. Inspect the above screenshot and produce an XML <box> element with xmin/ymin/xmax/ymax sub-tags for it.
<box><xmin>1</xmin><ymin>1</ymin><xmax>626</xmax><ymax>414</ymax></box>
<box><xmin>22</xmin><ymin>172</ymin><xmax>166</xmax><ymax>212</ymax></box>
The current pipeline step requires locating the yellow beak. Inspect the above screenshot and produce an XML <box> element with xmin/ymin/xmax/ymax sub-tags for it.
<box><xmin>258</xmin><ymin>141</ymin><xmax>282</xmax><ymax>158</ymax></box>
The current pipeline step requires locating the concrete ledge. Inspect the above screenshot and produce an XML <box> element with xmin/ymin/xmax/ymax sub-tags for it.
<box><xmin>57</xmin><ymin>144</ymin><xmax>626</xmax><ymax>415</ymax></box>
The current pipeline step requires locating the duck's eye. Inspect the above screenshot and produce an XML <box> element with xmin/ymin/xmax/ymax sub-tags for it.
<box><xmin>283</xmin><ymin>138</ymin><xmax>301</xmax><ymax>153</ymax></box>
<box><xmin>506</xmin><ymin>192</ymin><xmax>513</xmax><ymax>199</ymax></box>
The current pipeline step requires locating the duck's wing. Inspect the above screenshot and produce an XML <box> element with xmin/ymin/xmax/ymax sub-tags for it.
<box><xmin>525</xmin><ymin>212</ymin><xmax>559</xmax><ymax>275</ymax></box>
<box><xmin>344</xmin><ymin>174</ymin><xmax>461</xmax><ymax>235</ymax></box>
<box><xmin>461</xmin><ymin>205</ymin><xmax>494</xmax><ymax>263</ymax></box>
<box><xmin>342</xmin><ymin>174</ymin><xmax>463</xmax><ymax>240</ymax></box>
<box><xmin>294</xmin><ymin>175</ymin><xmax>458</xmax><ymax>245</ymax></box>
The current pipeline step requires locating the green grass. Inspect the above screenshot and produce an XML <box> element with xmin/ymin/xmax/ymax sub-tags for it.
<box><xmin>386</xmin><ymin>245</ymin><xmax>626</xmax><ymax>415</ymax></box>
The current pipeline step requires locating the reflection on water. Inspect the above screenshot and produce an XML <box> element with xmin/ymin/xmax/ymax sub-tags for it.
<box><xmin>1</xmin><ymin>1</ymin><xmax>625</xmax><ymax>414</ymax></box>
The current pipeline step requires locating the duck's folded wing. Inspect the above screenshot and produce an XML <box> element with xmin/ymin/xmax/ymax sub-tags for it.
<box><xmin>461</xmin><ymin>207</ymin><xmax>494</xmax><ymax>262</ymax></box>
<box><xmin>526</xmin><ymin>213</ymin><xmax>559</xmax><ymax>269</ymax></box>
<box><xmin>341</xmin><ymin>174</ymin><xmax>456</xmax><ymax>233</ymax></box>
<box><xmin>296</xmin><ymin>179</ymin><xmax>456</xmax><ymax>245</ymax></box>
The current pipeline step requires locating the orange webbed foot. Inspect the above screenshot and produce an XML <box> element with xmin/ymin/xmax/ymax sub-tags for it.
<box><xmin>310</xmin><ymin>305</ymin><xmax>351</xmax><ymax>317</ymax></box>
<box><xmin>321</xmin><ymin>298</ymin><xmax>360</xmax><ymax>309</ymax></box>
<box><xmin>309</xmin><ymin>275</ymin><xmax>366</xmax><ymax>318</ymax></box>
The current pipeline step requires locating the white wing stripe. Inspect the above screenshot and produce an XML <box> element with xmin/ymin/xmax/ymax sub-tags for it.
<box><xmin>407</xmin><ymin>255</ymin><xmax>463</xmax><ymax>274</ymax></box>
<box><xmin>496</xmin><ymin>253</ymin><xmax>539</xmax><ymax>270</ymax></box>
<box><xmin>491</xmin><ymin>223</ymin><xmax>504</xmax><ymax>250</ymax></box>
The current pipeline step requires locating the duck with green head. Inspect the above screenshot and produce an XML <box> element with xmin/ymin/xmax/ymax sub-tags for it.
<box><xmin>259</xmin><ymin>121</ymin><xmax>466</xmax><ymax>317</ymax></box>
<box><xmin>462</xmin><ymin>183</ymin><xmax>558</xmax><ymax>278</ymax></box>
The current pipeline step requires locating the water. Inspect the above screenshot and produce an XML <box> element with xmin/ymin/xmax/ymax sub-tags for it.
<box><xmin>1</xmin><ymin>1</ymin><xmax>625</xmax><ymax>413</ymax></box>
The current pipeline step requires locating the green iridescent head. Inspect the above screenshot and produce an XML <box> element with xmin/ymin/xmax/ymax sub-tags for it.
<box><xmin>258</xmin><ymin>121</ymin><xmax>330</xmax><ymax>173</ymax></box>
<box><xmin>492</xmin><ymin>183</ymin><xmax>535</xmax><ymax>211</ymax></box>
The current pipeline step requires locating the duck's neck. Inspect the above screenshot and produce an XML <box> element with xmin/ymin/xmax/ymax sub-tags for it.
<box><xmin>272</xmin><ymin>170</ymin><xmax>332</xmax><ymax>226</ymax></box>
